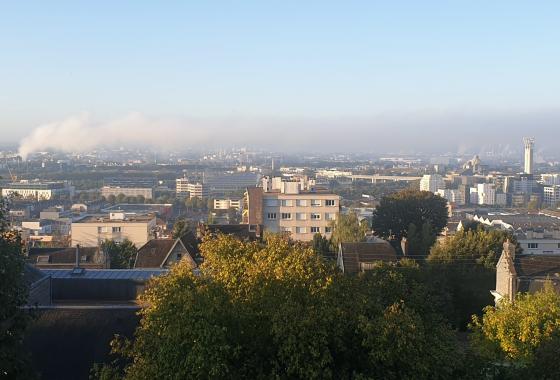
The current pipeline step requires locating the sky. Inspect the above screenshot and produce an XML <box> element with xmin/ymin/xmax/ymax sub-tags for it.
<box><xmin>1</xmin><ymin>1</ymin><xmax>560</xmax><ymax>155</ymax></box>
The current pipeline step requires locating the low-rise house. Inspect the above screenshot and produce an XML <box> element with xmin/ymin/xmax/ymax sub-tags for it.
<box><xmin>134</xmin><ymin>234</ymin><xmax>198</xmax><ymax>269</ymax></box>
<box><xmin>337</xmin><ymin>241</ymin><xmax>398</xmax><ymax>274</ymax></box>
<box><xmin>27</xmin><ymin>246</ymin><xmax>107</xmax><ymax>269</ymax></box>
<box><xmin>493</xmin><ymin>240</ymin><xmax>560</xmax><ymax>304</ymax></box>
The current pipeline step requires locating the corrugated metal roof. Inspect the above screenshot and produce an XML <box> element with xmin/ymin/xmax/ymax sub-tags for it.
<box><xmin>41</xmin><ymin>269</ymin><xmax>168</xmax><ymax>280</ymax></box>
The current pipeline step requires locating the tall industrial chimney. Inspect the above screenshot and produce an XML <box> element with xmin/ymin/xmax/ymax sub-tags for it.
<box><xmin>523</xmin><ymin>137</ymin><xmax>535</xmax><ymax>175</ymax></box>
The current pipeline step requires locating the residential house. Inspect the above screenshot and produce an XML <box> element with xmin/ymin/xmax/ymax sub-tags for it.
<box><xmin>337</xmin><ymin>241</ymin><xmax>398</xmax><ymax>274</ymax></box>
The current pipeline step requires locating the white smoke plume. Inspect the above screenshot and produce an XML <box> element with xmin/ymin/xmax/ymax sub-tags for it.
<box><xmin>18</xmin><ymin>112</ymin><xmax>230</xmax><ymax>159</ymax></box>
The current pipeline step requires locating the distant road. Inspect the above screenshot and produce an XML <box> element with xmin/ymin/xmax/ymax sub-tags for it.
<box><xmin>349</xmin><ymin>174</ymin><xmax>422</xmax><ymax>183</ymax></box>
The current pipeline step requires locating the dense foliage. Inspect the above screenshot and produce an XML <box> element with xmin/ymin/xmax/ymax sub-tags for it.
<box><xmin>0</xmin><ymin>200</ymin><xmax>35</xmax><ymax>379</ymax></box>
<box><xmin>427</xmin><ymin>227</ymin><xmax>517</xmax><ymax>329</ymax></box>
<box><xmin>371</xmin><ymin>189</ymin><xmax>448</xmax><ymax>241</ymax></box>
<box><xmin>98</xmin><ymin>234</ymin><xmax>465</xmax><ymax>379</ymax></box>
<box><xmin>470</xmin><ymin>284</ymin><xmax>560</xmax><ymax>379</ymax></box>
<box><xmin>329</xmin><ymin>211</ymin><xmax>368</xmax><ymax>247</ymax></box>
<box><xmin>101</xmin><ymin>239</ymin><xmax>137</xmax><ymax>269</ymax></box>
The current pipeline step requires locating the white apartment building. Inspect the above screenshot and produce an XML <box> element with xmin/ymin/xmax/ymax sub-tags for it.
<box><xmin>544</xmin><ymin>186</ymin><xmax>560</xmax><ymax>208</ymax></box>
<box><xmin>478</xmin><ymin>183</ymin><xmax>496</xmax><ymax>205</ymax></box>
<box><xmin>214</xmin><ymin>198</ymin><xmax>244</xmax><ymax>210</ymax></box>
<box><xmin>71</xmin><ymin>212</ymin><xmax>156</xmax><ymax>247</ymax></box>
<box><xmin>2</xmin><ymin>180</ymin><xmax>74</xmax><ymax>200</ymax></box>
<box><xmin>244</xmin><ymin>177</ymin><xmax>340</xmax><ymax>241</ymax></box>
<box><xmin>436</xmin><ymin>189</ymin><xmax>465</xmax><ymax>206</ymax></box>
<box><xmin>420</xmin><ymin>174</ymin><xmax>445</xmax><ymax>193</ymax></box>
<box><xmin>176</xmin><ymin>178</ymin><xmax>209</xmax><ymax>199</ymax></box>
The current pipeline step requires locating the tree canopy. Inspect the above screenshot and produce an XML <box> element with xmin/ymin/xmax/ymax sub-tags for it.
<box><xmin>470</xmin><ymin>283</ymin><xmax>560</xmax><ymax>379</ymax></box>
<box><xmin>329</xmin><ymin>211</ymin><xmax>368</xmax><ymax>247</ymax></box>
<box><xmin>0</xmin><ymin>200</ymin><xmax>35</xmax><ymax>379</ymax></box>
<box><xmin>97</xmin><ymin>234</ymin><xmax>465</xmax><ymax>379</ymax></box>
<box><xmin>101</xmin><ymin>239</ymin><xmax>137</xmax><ymax>269</ymax></box>
<box><xmin>371</xmin><ymin>189</ymin><xmax>448</xmax><ymax>241</ymax></box>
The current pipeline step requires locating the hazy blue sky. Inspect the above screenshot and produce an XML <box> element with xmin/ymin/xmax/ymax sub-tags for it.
<box><xmin>2</xmin><ymin>1</ymin><xmax>559</xmax><ymax>153</ymax></box>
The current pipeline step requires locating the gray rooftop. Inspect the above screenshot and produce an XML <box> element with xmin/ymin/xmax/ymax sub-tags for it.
<box><xmin>41</xmin><ymin>268</ymin><xmax>168</xmax><ymax>280</ymax></box>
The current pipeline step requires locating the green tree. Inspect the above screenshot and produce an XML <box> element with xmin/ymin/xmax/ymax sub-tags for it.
<box><xmin>427</xmin><ymin>227</ymin><xmax>517</xmax><ymax>329</ymax></box>
<box><xmin>0</xmin><ymin>200</ymin><xmax>36</xmax><ymax>379</ymax></box>
<box><xmin>406</xmin><ymin>221</ymin><xmax>436</xmax><ymax>259</ymax></box>
<box><xmin>107</xmin><ymin>194</ymin><xmax>117</xmax><ymax>205</ymax></box>
<box><xmin>116</xmin><ymin>193</ymin><xmax>127</xmax><ymax>204</ymax></box>
<box><xmin>136</xmin><ymin>195</ymin><xmax>145</xmax><ymax>204</ymax></box>
<box><xmin>330</xmin><ymin>212</ymin><xmax>368</xmax><ymax>247</ymax></box>
<box><xmin>172</xmin><ymin>218</ymin><xmax>194</xmax><ymax>239</ymax></box>
<box><xmin>96</xmin><ymin>234</ymin><xmax>464</xmax><ymax>379</ymax></box>
<box><xmin>101</xmin><ymin>239</ymin><xmax>137</xmax><ymax>269</ymax></box>
<box><xmin>312</xmin><ymin>233</ymin><xmax>331</xmax><ymax>255</ymax></box>
<box><xmin>371</xmin><ymin>189</ymin><xmax>448</xmax><ymax>241</ymax></box>
<box><xmin>226</xmin><ymin>207</ymin><xmax>239</xmax><ymax>224</ymax></box>
<box><xmin>470</xmin><ymin>283</ymin><xmax>560</xmax><ymax>379</ymax></box>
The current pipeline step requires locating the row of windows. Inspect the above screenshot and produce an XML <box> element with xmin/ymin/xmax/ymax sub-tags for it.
<box><xmin>97</xmin><ymin>226</ymin><xmax>122</xmax><ymax>233</ymax></box>
<box><xmin>267</xmin><ymin>212</ymin><xmax>336</xmax><ymax>221</ymax></box>
<box><xmin>281</xmin><ymin>226</ymin><xmax>333</xmax><ymax>234</ymax></box>
<box><xmin>527</xmin><ymin>243</ymin><xmax>560</xmax><ymax>249</ymax></box>
<box><xmin>264</xmin><ymin>199</ymin><xmax>337</xmax><ymax>207</ymax></box>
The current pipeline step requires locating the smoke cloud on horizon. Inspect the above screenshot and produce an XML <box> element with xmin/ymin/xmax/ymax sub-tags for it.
<box><xmin>16</xmin><ymin>109</ymin><xmax>560</xmax><ymax>159</ymax></box>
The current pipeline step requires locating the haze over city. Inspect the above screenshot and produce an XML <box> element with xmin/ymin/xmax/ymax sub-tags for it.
<box><xmin>2</xmin><ymin>1</ymin><xmax>560</xmax><ymax>155</ymax></box>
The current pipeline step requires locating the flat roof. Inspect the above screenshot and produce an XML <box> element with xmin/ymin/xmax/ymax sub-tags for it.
<box><xmin>74</xmin><ymin>214</ymin><xmax>156</xmax><ymax>223</ymax></box>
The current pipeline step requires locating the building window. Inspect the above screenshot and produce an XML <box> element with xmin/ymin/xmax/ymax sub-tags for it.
<box><xmin>97</xmin><ymin>226</ymin><xmax>108</xmax><ymax>233</ymax></box>
<box><xmin>325</xmin><ymin>226</ymin><xmax>332</xmax><ymax>233</ymax></box>
<box><xmin>325</xmin><ymin>213</ymin><xmax>335</xmax><ymax>221</ymax></box>
<box><xmin>281</xmin><ymin>199</ymin><xmax>293</xmax><ymax>207</ymax></box>
<box><xmin>296</xmin><ymin>227</ymin><xmax>306</xmax><ymax>234</ymax></box>
<box><xmin>281</xmin><ymin>227</ymin><xmax>292</xmax><ymax>233</ymax></box>
<box><xmin>311</xmin><ymin>200</ymin><xmax>321</xmax><ymax>206</ymax></box>
<box><xmin>528</xmin><ymin>243</ymin><xmax>539</xmax><ymax>249</ymax></box>
<box><xmin>296</xmin><ymin>213</ymin><xmax>307</xmax><ymax>220</ymax></box>
<box><xmin>281</xmin><ymin>213</ymin><xmax>292</xmax><ymax>220</ymax></box>
<box><xmin>296</xmin><ymin>199</ymin><xmax>307</xmax><ymax>207</ymax></box>
<box><xmin>311</xmin><ymin>213</ymin><xmax>321</xmax><ymax>220</ymax></box>
<box><xmin>267</xmin><ymin>213</ymin><xmax>277</xmax><ymax>220</ymax></box>
<box><xmin>112</xmin><ymin>227</ymin><xmax>121</xmax><ymax>233</ymax></box>
<box><xmin>176</xmin><ymin>253</ymin><xmax>182</xmax><ymax>260</ymax></box>
<box><xmin>311</xmin><ymin>226</ymin><xmax>320</xmax><ymax>233</ymax></box>
<box><xmin>325</xmin><ymin>199</ymin><xmax>336</xmax><ymax>206</ymax></box>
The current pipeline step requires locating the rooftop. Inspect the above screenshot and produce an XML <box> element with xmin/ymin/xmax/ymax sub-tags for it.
<box><xmin>74</xmin><ymin>214</ymin><xmax>156</xmax><ymax>223</ymax></box>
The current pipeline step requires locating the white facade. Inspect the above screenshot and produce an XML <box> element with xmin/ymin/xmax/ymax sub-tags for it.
<box><xmin>419</xmin><ymin>174</ymin><xmax>445</xmax><ymax>193</ymax></box>
<box><xmin>476</xmin><ymin>183</ymin><xmax>496</xmax><ymax>205</ymax></box>
<box><xmin>523</xmin><ymin>137</ymin><xmax>535</xmax><ymax>175</ymax></box>
<box><xmin>71</xmin><ymin>214</ymin><xmax>156</xmax><ymax>248</ymax></box>
<box><xmin>544</xmin><ymin>186</ymin><xmax>560</xmax><ymax>208</ymax></box>
<box><xmin>214</xmin><ymin>198</ymin><xmax>244</xmax><ymax>210</ymax></box>
<box><xmin>2</xmin><ymin>181</ymin><xmax>73</xmax><ymax>200</ymax></box>
<box><xmin>436</xmin><ymin>189</ymin><xmax>465</xmax><ymax>206</ymax></box>
<box><xmin>176</xmin><ymin>179</ymin><xmax>208</xmax><ymax>199</ymax></box>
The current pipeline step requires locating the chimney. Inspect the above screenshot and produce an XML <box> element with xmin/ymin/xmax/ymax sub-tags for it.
<box><xmin>75</xmin><ymin>244</ymin><xmax>80</xmax><ymax>268</ymax></box>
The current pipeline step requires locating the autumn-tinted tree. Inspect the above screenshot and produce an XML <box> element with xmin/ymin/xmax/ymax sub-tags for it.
<box><xmin>96</xmin><ymin>234</ymin><xmax>465</xmax><ymax>379</ymax></box>
<box><xmin>329</xmin><ymin>211</ymin><xmax>368</xmax><ymax>247</ymax></box>
<box><xmin>371</xmin><ymin>189</ymin><xmax>448</xmax><ymax>241</ymax></box>
<box><xmin>101</xmin><ymin>239</ymin><xmax>137</xmax><ymax>269</ymax></box>
<box><xmin>0</xmin><ymin>200</ymin><xmax>36</xmax><ymax>379</ymax></box>
<box><xmin>470</xmin><ymin>283</ymin><xmax>560</xmax><ymax>379</ymax></box>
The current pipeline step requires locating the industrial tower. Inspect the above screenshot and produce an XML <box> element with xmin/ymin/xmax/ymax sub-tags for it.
<box><xmin>523</xmin><ymin>137</ymin><xmax>535</xmax><ymax>175</ymax></box>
